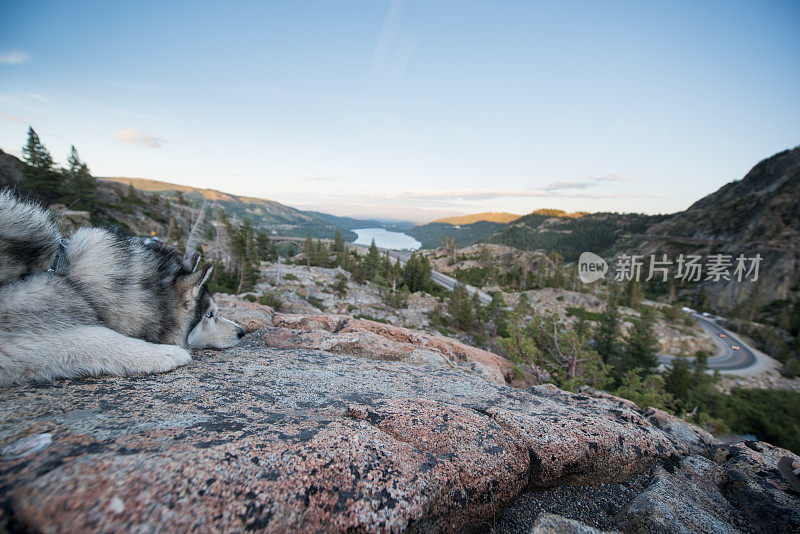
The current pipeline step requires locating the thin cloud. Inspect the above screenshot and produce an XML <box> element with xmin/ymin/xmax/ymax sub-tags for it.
<box><xmin>0</xmin><ymin>93</ymin><xmax>48</xmax><ymax>112</ymax></box>
<box><xmin>296</xmin><ymin>176</ymin><xmax>333</xmax><ymax>183</ymax></box>
<box><xmin>371</xmin><ymin>0</ymin><xmax>416</xmax><ymax>83</ymax></box>
<box><xmin>385</xmin><ymin>187</ymin><xmax>655</xmax><ymax>203</ymax></box>
<box><xmin>0</xmin><ymin>50</ymin><xmax>30</xmax><ymax>65</ymax></box>
<box><xmin>544</xmin><ymin>173</ymin><xmax>633</xmax><ymax>192</ymax></box>
<box><xmin>114</xmin><ymin>128</ymin><xmax>167</xmax><ymax>148</ymax></box>
<box><xmin>2</xmin><ymin>112</ymin><xmax>24</xmax><ymax>123</ymax></box>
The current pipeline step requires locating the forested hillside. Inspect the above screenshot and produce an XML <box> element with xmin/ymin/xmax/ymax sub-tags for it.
<box><xmin>406</xmin><ymin>220</ymin><xmax>509</xmax><ymax>249</ymax></box>
<box><xmin>488</xmin><ymin>211</ymin><xmax>666</xmax><ymax>262</ymax></box>
<box><xmin>101</xmin><ymin>177</ymin><xmax>355</xmax><ymax>241</ymax></box>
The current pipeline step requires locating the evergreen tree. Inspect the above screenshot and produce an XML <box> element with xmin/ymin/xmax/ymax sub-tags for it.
<box><xmin>65</xmin><ymin>145</ymin><xmax>97</xmax><ymax>213</ymax></box>
<box><xmin>22</xmin><ymin>127</ymin><xmax>62</xmax><ymax>202</ymax></box>
<box><xmin>471</xmin><ymin>291</ymin><xmax>483</xmax><ymax>327</ymax></box>
<box><xmin>364</xmin><ymin>239</ymin><xmax>381</xmax><ymax>280</ymax></box>
<box><xmin>623</xmin><ymin>279</ymin><xmax>643</xmax><ymax>309</ymax></box>
<box><xmin>402</xmin><ymin>253</ymin><xmax>432</xmax><ymax>293</ymax></box>
<box><xmin>303</xmin><ymin>235</ymin><xmax>314</xmax><ymax>269</ymax></box>
<box><xmin>332</xmin><ymin>227</ymin><xmax>345</xmax><ymax>254</ymax></box>
<box><xmin>614</xmin><ymin>370</ymin><xmax>672</xmax><ymax>411</ymax></box>
<box><xmin>333</xmin><ymin>272</ymin><xmax>349</xmax><ymax>298</ymax></box>
<box><xmin>65</xmin><ymin>145</ymin><xmax>97</xmax><ymax>212</ymax></box>
<box><xmin>514</xmin><ymin>293</ymin><xmax>531</xmax><ymax>315</ymax></box>
<box><xmin>448</xmin><ymin>284</ymin><xmax>474</xmax><ymax>330</ymax></box>
<box><xmin>596</xmin><ymin>292</ymin><xmax>622</xmax><ymax>365</ymax></box>
<box><xmin>625</xmin><ymin>306</ymin><xmax>659</xmax><ymax>372</ymax></box>
<box><xmin>255</xmin><ymin>231</ymin><xmax>276</xmax><ymax>261</ymax></box>
<box><xmin>481</xmin><ymin>292</ymin><xmax>509</xmax><ymax>338</ymax></box>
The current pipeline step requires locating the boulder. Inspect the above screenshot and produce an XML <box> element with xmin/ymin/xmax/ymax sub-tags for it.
<box><xmin>529</xmin><ymin>513</ymin><xmax>618</xmax><ymax>534</ymax></box>
<box><xmin>266</xmin><ymin>312</ymin><xmax>514</xmax><ymax>385</ymax></box>
<box><xmin>0</xmin><ymin>340</ymin><xmax>683</xmax><ymax>532</ymax></box>
<box><xmin>712</xmin><ymin>441</ymin><xmax>800</xmax><ymax>533</ymax></box>
<box><xmin>618</xmin><ymin>442</ymin><xmax>800</xmax><ymax>534</ymax></box>
<box><xmin>617</xmin><ymin>455</ymin><xmax>747</xmax><ymax>534</ymax></box>
<box><xmin>215</xmin><ymin>294</ymin><xmax>275</xmax><ymax>332</ymax></box>
<box><xmin>643</xmin><ymin>407</ymin><xmax>720</xmax><ymax>456</ymax></box>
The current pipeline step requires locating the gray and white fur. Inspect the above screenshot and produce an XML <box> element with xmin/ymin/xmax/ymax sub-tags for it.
<box><xmin>0</xmin><ymin>190</ymin><xmax>245</xmax><ymax>386</ymax></box>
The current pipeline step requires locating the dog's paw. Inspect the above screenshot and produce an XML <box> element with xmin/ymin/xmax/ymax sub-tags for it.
<box><xmin>129</xmin><ymin>345</ymin><xmax>192</xmax><ymax>375</ymax></box>
<box><xmin>157</xmin><ymin>345</ymin><xmax>192</xmax><ymax>367</ymax></box>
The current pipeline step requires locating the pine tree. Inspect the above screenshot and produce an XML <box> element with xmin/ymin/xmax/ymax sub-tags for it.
<box><xmin>625</xmin><ymin>306</ymin><xmax>659</xmax><ymax>372</ymax></box>
<box><xmin>623</xmin><ymin>279</ymin><xmax>643</xmax><ymax>309</ymax></box>
<box><xmin>22</xmin><ymin>127</ymin><xmax>63</xmax><ymax>202</ymax></box>
<box><xmin>255</xmin><ymin>231</ymin><xmax>276</xmax><ymax>260</ymax></box>
<box><xmin>304</xmin><ymin>235</ymin><xmax>314</xmax><ymax>269</ymax></box>
<box><xmin>332</xmin><ymin>227</ymin><xmax>345</xmax><ymax>254</ymax></box>
<box><xmin>596</xmin><ymin>292</ymin><xmax>622</xmax><ymax>365</ymax></box>
<box><xmin>481</xmin><ymin>292</ymin><xmax>509</xmax><ymax>338</ymax></box>
<box><xmin>448</xmin><ymin>284</ymin><xmax>474</xmax><ymax>330</ymax></box>
<box><xmin>402</xmin><ymin>253</ymin><xmax>432</xmax><ymax>293</ymax></box>
<box><xmin>471</xmin><ymin>291</ymin><xmax>483</xmax><ymax>327</ymax></box>
<box><xmin>315</xmin><ymin>240</ymin><xmax>329</xmax><ymax>266</ymax></box>
<box><xmin>364</xmin><ymin>239</ymin><xmax>381</xmax><ymax>280</ymax></box>
<box><xmin>65</xmin><ymin>146</ymin><xmax>97</xmax><ymax>212</ymax></box>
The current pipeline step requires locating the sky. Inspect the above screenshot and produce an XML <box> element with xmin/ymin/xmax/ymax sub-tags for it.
<box><xmin>1</xmin><ymin>1</ymin><xmax>798</xmax><ymax>223</ymax></box>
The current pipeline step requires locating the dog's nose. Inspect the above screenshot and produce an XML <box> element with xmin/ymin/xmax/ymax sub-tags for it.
<box><xmin>237</xmin><ymin>327</ymin><xmax>246</xmax><ymax>339</ymax></box>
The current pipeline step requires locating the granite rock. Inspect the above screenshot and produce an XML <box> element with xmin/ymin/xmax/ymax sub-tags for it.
<box><xmin>1</xmin><ymin>339</ymin><xmax>682</xmax><ymax>532</ymax></box>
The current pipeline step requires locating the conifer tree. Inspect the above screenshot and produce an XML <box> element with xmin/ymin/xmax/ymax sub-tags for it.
<box><xmin>332</xmin><ymin>227</ymin><xmax>345</xmax><ymax>254</ymax></box>
<box><xmin>364</xmin><ymin>239</ymin><xmax>381</xmax><ymax>280</ymax></box>
<box><xmin>66</xmin><ymin>146</ymin><xmax>97</xmax><ymax>212</ymax></box>
<box><xmin>22</xmin><ymin>127</ymin><xmax>62</xmax><ymax>202</ymax></box>
<box><xmin>625</xmin><ymin>306</ymin><xmax>659</xmax><ymax>372</ymax></box>
<box><xmin>596</xmin><ymin>291</ymin><xmax>622</xmax><ymax>365</ymax></box>
<box><xmin>481</xmin><ymin>292</ymin><xmax>509</xmax><ymax>338</ymax></box>
<box><xmin>303</xmin><ymin>235</ymin><xmax>314</xmax><ymax>269</ymax></box>
<box><xmin>448</xmin><ymin>284</ymin><xmax>474</xmax><ymax>330</ymax></box>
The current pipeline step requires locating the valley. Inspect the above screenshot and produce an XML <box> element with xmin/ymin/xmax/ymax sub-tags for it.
<box><xmin>2</xmin><ymin>138</ymin><xmax>799</xmax><ymax>455</ymax></box>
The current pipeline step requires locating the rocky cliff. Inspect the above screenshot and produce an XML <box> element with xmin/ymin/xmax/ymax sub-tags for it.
<box><xmin>623</xmin><ymin>146</ymin><xmax>800</xmax><ymax>308</ymax></box>
<box><xmin>1</xmin><ymin>302</ymin><xmax>798</xmax><ymax>533</ymax></box>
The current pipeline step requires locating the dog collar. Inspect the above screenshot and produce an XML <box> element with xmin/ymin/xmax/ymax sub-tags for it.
<box><xmin>48</xmin><ymin>239</ymin><xmax>70</xmax><ymax>275</ymax></box>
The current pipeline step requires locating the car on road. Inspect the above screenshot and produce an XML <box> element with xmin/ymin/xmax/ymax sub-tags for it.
<box><xmin>731</xmin><ymin>345</ymin><xmax>740</xmax><ymax>350</ymax></box>
<box><xmin>718</xmin><ymin>333</ymin><xmax>727</xmax><ymax>338</ymax></box>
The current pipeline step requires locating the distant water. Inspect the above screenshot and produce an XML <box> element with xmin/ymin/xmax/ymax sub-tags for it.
<box><xmin>352</xmin><ymin>228</ymin><xmax>421</xmax><ymax>251</ymax></box>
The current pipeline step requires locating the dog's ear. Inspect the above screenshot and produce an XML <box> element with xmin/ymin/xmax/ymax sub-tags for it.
<box><xmin>177</xmin><ymin>262</ymin><xmax>213</xmax><ymax>300</ymax></box>
<box><xmin>197</xmin><ymin>262</ymin><xmax>213</xmax><ymax>285</ymax></box>
<box><xmin>187</xmin><ymin>252</ymin><xmax>201</xmax><ymax>273</ymax></box>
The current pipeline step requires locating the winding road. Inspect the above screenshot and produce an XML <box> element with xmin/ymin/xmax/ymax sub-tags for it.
<box><xmin>658</xmin><ymin>313</ymin><xmax>758</xmax><ymax>372</ymax></box>
<box><xmin>385</xmin><ymin>249</ymin><xmax>761</xmax><ymax>373</ymax></box>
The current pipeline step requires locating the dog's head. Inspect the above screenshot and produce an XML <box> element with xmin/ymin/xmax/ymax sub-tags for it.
<box><xmin>178</xmin><ymin>255</ymin><xmax>245</xmax><ymax>350</ymax></box>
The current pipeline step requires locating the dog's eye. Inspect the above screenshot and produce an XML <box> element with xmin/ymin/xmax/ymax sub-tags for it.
<box><xmin>205</xmin><ymin>311</ymin><xmax>213</xmax><ymax>319</ymax></box>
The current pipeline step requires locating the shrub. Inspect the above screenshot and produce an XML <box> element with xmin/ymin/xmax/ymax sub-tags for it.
<box><xmin>566</xmin><ymin>307</ymin><xmax>603</xmax><ymax>322</ymax></box>
<box><xmin>258</xmin><ymin>290</ymin><xmax>282</xmax><ymax>310</ymax></box>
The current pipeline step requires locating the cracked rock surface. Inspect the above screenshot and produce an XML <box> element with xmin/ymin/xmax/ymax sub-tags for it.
<box><xmin>1</xmin><ymin>318</ymin><xmax>798</xmax><ymax>532</ymax></box>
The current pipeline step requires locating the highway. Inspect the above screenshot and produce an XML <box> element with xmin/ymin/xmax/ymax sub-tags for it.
<box><xmin>386</xmin><ymin>250</ymin><xmax>493</xmax><ymax>305</ymax></box>
<box><xmin>658</xmin><ymin>313</ymin><xmax>758</xmax><ymax>372</ymax></box>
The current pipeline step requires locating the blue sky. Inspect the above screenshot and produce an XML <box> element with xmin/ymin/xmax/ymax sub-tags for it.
<box><xmin>1</xmin><ymin>1</ymin><xmax>798</xmax><ymax>222</ymax></box>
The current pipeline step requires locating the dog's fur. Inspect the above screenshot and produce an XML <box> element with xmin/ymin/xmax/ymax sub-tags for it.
<box><xmin>0</xmin><ymin>190</ymin><xmax>245</xmax><ymax>386</ymax></box>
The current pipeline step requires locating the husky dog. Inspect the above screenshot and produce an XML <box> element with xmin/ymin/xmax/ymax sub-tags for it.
<box><xmin>0</xmin><ymin>190</ymin><xmax>245</xmax><ymax>386</ymax></box>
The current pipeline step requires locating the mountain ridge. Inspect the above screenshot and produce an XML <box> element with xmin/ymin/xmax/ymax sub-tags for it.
<box><xmin>432</xmin><ymin>212</ymin><xmax>521</xmax><ymax>225</ymax></box>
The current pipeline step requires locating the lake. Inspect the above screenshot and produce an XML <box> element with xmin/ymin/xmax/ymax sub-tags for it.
<box><xmin>351</xmin><ymin>228</ymin><xmax>421</xmax><ymax>251</ymax></box>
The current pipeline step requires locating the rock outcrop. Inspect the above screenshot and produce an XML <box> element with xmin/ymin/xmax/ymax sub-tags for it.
<box><xmin>216</xmin><ymin>296</ymin><xmax>515</xmax><ymax>385</ymax></box>
<box><xmin>1</xmin><ymin>308</ymin><xmax>798</xmax><ymax>532</ymax></box>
